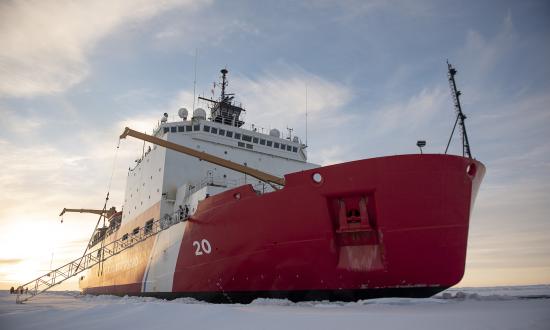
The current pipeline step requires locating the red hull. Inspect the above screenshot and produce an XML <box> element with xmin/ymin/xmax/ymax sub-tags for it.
<box><xmin>82</xmin><ymin>154</ymin><xmax>484</xmax><ymax>302</ymax></box>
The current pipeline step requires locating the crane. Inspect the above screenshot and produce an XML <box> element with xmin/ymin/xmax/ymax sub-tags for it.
<box><xmin>119</xmin><ymin>127</ymin><xmax>286</xmax><ymax>187</ymax></box>
<box><xmin>59</xmin><ymin>207</ymin><xmax>117</xmax><ymax>217</ymax></box>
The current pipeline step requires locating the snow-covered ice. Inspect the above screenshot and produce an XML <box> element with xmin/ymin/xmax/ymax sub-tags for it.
<box><xmin>1</xmin><ymin>286</ymin><xmax>549</xmax><ymax>330</ymax></box>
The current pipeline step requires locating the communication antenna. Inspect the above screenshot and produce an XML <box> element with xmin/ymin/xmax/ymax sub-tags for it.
<box><xmin>286</xmin><ymin>127</ymin><xmax>293</xmax><ymax>140</ymax></box>
<box><xmin>305</xmin><ymin>85</ymin><xmax>308</xmax><ymax>147</ymax></box>
<box><xmin>445</xmin><ymin>61</ymin><xmax>472</xmax><ymax>158</ymax></box>
<box><xmin>192</xmin><ymin>49</ymin><xmax>198</xmax><ymax>111</ymax></box>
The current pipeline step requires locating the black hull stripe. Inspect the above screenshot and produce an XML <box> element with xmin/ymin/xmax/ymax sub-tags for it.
<box><xmin>86</xmin><ymin>287</ymin><xmax>448</xmax><ymax>304</ymax></box>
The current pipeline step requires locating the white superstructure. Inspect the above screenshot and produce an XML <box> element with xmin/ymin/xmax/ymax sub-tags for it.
<box><xmin>121</xmin><ymin>69</ymin><xmax>318</xmax><ymax>226</ymax></box>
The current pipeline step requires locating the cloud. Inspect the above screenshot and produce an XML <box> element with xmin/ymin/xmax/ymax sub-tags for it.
<box><xmin>304</xmin><ymin>0</ymin><xmax>436</xmax><ymax>21</ymax></box>
<box><xmin>0</xmin><ymin>0</ymin><xmax>210</xmax><ymax>98</ymax></box>
<box><xmin>0</xmin><ymin>107</ymin><xmax>45</xmax><ymax>135</ymax></box>
<box><xmin>229</xmin><ymin>64</ymin><xmax>354</xmax><ymax>135</ymax></box>
<box><xmin>315</xmin><ymin>145</ymin><xmax>351</xmax><ymax>166</ymax></box>
<box><xmin>368</xmin><ymin>86</ymin><xmax>448</xmax><ymax>135</ymax></box>
<box><xmin>0</xmin><ymin>113</ymin><xmax>166</xmax><ymax>284</ymax></box>
<box><xmin>154</xmin><ymin>18</ymin><xmax>260</xmax><ymax>52</ymax></box>
<box><xmin>457</xmin><ymin>10</ymin><xmax>518</xmax><ymax>92</ymax></box>
<box><xmin>0</xmin><ymin>259</ymin><xmax>23</xmax><ymax>266</ymax></box>
<box><xmin>461</xmin><ymin>176</ymin><xmax>550</xmax><ymax>286</ymax></box>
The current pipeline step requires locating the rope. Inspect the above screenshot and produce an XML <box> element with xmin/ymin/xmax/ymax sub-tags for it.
<box><xmin>106</xmin><ymin>138</ymin><xmax>121</xmax><ymax>194</ymax></box>
<box><xmin>98</xmin><ymin>138</ymin><xmax>121</xmax><ymax>275</ymax></box>
<box><xmin>76</xmin><ymin>139</ymin><xmax>121</xmax><ymax>273</ymax></box>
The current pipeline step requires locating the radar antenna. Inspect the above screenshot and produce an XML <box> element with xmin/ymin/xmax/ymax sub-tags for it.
<box><xmin>445</xmin><ymin>61</ymin><xmax>472</xmax><ymax>158</ymax></box>
<box><xmin>198</xmin><ymin>68</ymin><xmax>245</xmax><ymax>127</ymax></box>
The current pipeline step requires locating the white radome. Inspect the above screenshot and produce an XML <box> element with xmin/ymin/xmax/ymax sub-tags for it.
<box><xmin>269</xmin><ymin>128</ymin><xmax>280</xmax><ymax>138</ymax></box>
<box><xmin>178</xmin><ymin>108</ymin><xmax>188</xmax><ymax>120</ymax></box>
<box><xmin>193</xmin><ymin>108</ymin><xmax>207</xmax><ymax>120</ymax></box>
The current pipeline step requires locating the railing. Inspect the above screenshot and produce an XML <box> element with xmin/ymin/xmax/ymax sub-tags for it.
<box><xmin>15</xmin><ymin>212</ymin><xmax>186</xmax><ymax>304</ymax></box>
<box><xmin>187</xmin><ymin>175</ymin><xmax>273</xmax><ymax>197</ymax></box>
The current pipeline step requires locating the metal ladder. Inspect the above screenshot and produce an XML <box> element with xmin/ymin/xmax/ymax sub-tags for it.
<box><xmin>16</xmin><ymin>215</ymin><xmax>182</xmax><ymax>304</ymax></box>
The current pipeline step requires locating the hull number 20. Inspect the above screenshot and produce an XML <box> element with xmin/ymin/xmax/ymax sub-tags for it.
<box><xmin>193</xmin><ymin>239</ymin><xmax>212</xmax><ymax>255</ymax></box>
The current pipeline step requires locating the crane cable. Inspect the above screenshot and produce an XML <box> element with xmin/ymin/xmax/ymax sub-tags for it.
<box><xmin>75</xmin><ymin>139</ymin><xmax>121</xmax><ymax>274</ymax></box>
<box><xmin>98</xmin><ymin>138</ymin><xmax>121</xmax><ymax>275</ymax></box>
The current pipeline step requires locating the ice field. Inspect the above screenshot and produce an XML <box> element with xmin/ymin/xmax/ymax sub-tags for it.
<box><xmin>1</xmin><ymin>285</ymin><xmax>549</xmax><ymax>330</ymax></box>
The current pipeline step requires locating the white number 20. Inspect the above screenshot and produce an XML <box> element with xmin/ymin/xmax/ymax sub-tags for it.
<box><xmin>193</xmin><ymin>239</ymin><xmax>212</xmax><ymax>255</ymax></box>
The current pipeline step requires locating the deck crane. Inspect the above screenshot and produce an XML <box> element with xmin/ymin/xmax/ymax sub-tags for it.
<box><xmin>15</xmin><ymin>125</ymin><xmax>286</xmax><ymax>304</ymax></box>
<box><xmin>119</xmin><ymin>127</ymin><xmax>286</xmax><ymax>187</ymax></box>
<box><xmin>59</xmin><ymin>207</ymin><xmax>117</xmax><ymax>217</ymax></box>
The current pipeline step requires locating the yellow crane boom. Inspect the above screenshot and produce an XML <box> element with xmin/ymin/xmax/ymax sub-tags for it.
<box><xmin>59</xmin><ymin>207</ymin><xmax>117</xmax><ymax>217</ymax></box>
<box><xmin>119</xmin><ymin>127</ymin><xmax>286</xmax><ymax>186</ymax></box>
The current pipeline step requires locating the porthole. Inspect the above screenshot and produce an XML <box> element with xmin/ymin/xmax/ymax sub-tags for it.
<box><xmin>312</xmin><ymin>173</ymin><xmax>323</xmax><ymax>184</ymax></box>
<box><xmin>234</xmin><ymin>193</ymin><xmax>241</xmax><ymax>200</ymax></box>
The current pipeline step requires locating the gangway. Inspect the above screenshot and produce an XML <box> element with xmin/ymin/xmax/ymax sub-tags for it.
<box><xmin>15</xmin><ymin>215</ymin><xmax>182</xmax><ymax>303</ymax></box>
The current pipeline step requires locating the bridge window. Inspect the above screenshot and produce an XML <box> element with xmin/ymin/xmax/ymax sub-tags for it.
<box><xmin>203</xmin><ymin>125</ymin><xmax>210</xmax><ymax>132</ymax></box>
<box><xmin>178</xmin><ymin>126</ymin><xmax>185</xmax><ymax>132</ymax></box>
<box><xmin>274</xmin><ymin>142</ymin><xmax>280</xmax><ymax>148</ymax></box>
<box><xmin>145</xmin><ymin>220</ymin><xmax>153</xmax><ymax>234</ymax></box>
<box><xmin>122</xmin><ymin>234</ymin><xmax>128</xmax><ymax>240</ymax></box>
<box><xmin>163</xmin><ymin>127</ymin><xmax>169</xmax><ymax>133</ymax></box>
<box><xmin>193</xmin><ymin>124</ymin><xmax>200</xmax><ymax>131</ymax></box>
<box><xmin>186</xmin><ymin>125</ymin><xmax>192</xmax><ymax>132</ymax></box>
<box><xmin>242</xmin><ymin>135</ymin><xmax>252</xmax><ymax>142</ymax></box>
<box><xmin>234</xmin><ymin>133</ymin><xmax>241</xmax><ymax>140</ymax></box>
<box><xmin>219</xmin><ymin>129</ymin><xmax>225</xmax><ymax>136</ymax></box>
<box><xmin>267</xmin><ymin>141</ymin><xmax>272</xmax><ymax>147</ymax></box>
<box><xmin>226</xmin><ymin>131</ymin><xmax>233</xmax><ymax>138</ymax></box>
<box><xmin>170</xmin><ymin>126</ymin><xmax>177</xmax><ymax>133</ymax></box>
<box><xmin>293</xmin><ymin>147</ymin><xmax>298</xmax><ymax>152</ymax></box>
<box><xmin>211</xmin><ymin>128</ymin><xmax>218</xmax><ymax>134</ymax></box>
<box><xmin>287</xmin><ymin>145</ymin><xmax>292</xmax><ymax>151</ymax></box>
<box><xmin>260</xmin><ymin>139</ymin><xmax>266</xmax><ymax>145</ymax></box>
<box><xmin>246</xmin><ymin>144</ymin><xmax>253</xmax><ymax>149</ymax></box>
<box><xmin>238</xmin><ymin>142</ymin><xmax>245</xmax><ymax>147</ymax></box>
<box><xmin>280</xmin><ymin>144</ymin><xmax>286</xmax><ymax>150</ymax></box>
<box><xmin>253</xmin><ymin>137</ymin><xmax>259</xmax><ymax>143</ymax></box>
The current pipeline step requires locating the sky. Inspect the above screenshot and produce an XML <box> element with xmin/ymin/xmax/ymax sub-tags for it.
<box><xmin>0</xmin><ymin>0</ymin><xmax>549</xmax><ymax>290</ymax></box>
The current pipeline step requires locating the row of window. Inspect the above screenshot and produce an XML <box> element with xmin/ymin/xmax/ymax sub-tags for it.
<box><xmin>162</xmin><ymin>124</ymin><xmax>300</xmax><ymax>153</ymax></box>
<box><xmin>164</xmin><ymin>125</ymin><xmax>201</xmax><ymax>134</ymax></box>
<box><xmin>121</xmin><ymin>219</ymin><xmax>154</xmax><ymax>241</ymax></box>
<box><xmin>203</xmin><ymin>125</ymin><xmax>299</xmax><ymax>153</ymax></box>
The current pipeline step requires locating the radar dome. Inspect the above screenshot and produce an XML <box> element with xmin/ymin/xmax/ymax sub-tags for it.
<box><xmin>193</xmin><ymin>108</ymin><xmax>207</xmax><ymax>120</ymax></box>
<box><xmin>269</xmin><ymin>128</ymin><xmax>280</xmax><ymax>138</ymax></box>
<box><xmin>292</xmin><ymin>136</ymin><xmax>299</xmax><ymax>143</ymax></box>
<box><xmin>178</xmin><ymin>108</ymin><xmax>188</xmax><ymax>120</ymax></box>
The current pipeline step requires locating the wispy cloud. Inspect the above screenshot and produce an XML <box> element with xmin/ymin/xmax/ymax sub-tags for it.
<box><xmin>304</xmin><ymin>0</ymin><xmax>436</xmax><ymax>22</ymax></box>
<box><xmin>0</xmin><ymin>0</ymin><xmax>210</xmax><ymax>98</ymax></box>
<box><xmin>0</xmin><ymin>259</ymin><xmax>23</xmax><ymax>265</ymax></box>
<box><xmin>230</xmin><ymin>64</ymin><xmax>354</xmax><ymax>135</ymax></box>
<box><xmin>154</xmin><ymin>17</ymin><xmax>259</xmax><ymax>52</ymax></box>
<box><xmin>368</xmin><ymin>86</ymin><xmax>448</xmax><ymax>135</ymax></box>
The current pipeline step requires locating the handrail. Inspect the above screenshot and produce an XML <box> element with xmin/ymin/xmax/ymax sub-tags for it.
<box><xmin>15</xmin><ymin>212</ymin><xmax>186</xmax><ymax>304</ymax></box>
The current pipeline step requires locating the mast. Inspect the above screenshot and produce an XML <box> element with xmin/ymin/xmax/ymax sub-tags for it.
<box><xmin>445</xmin><ymin>61</ymin><xmax>472</xmax><ymax>159</ymax></box>
<box><xmin>220</xmin><ymin>68</ymin><xmax>228</xmax><ymax>100</ymax></box>
<box><xmin>198</xmin><ymin>68</ymin><xmax>245</xmax><ymax>127</ymax></box>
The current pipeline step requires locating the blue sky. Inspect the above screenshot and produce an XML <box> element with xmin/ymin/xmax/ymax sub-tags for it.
<box><xmin>0</xmin><ymin>0</ymin><xmax>549</xmax><ymax>289</ymax></box>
